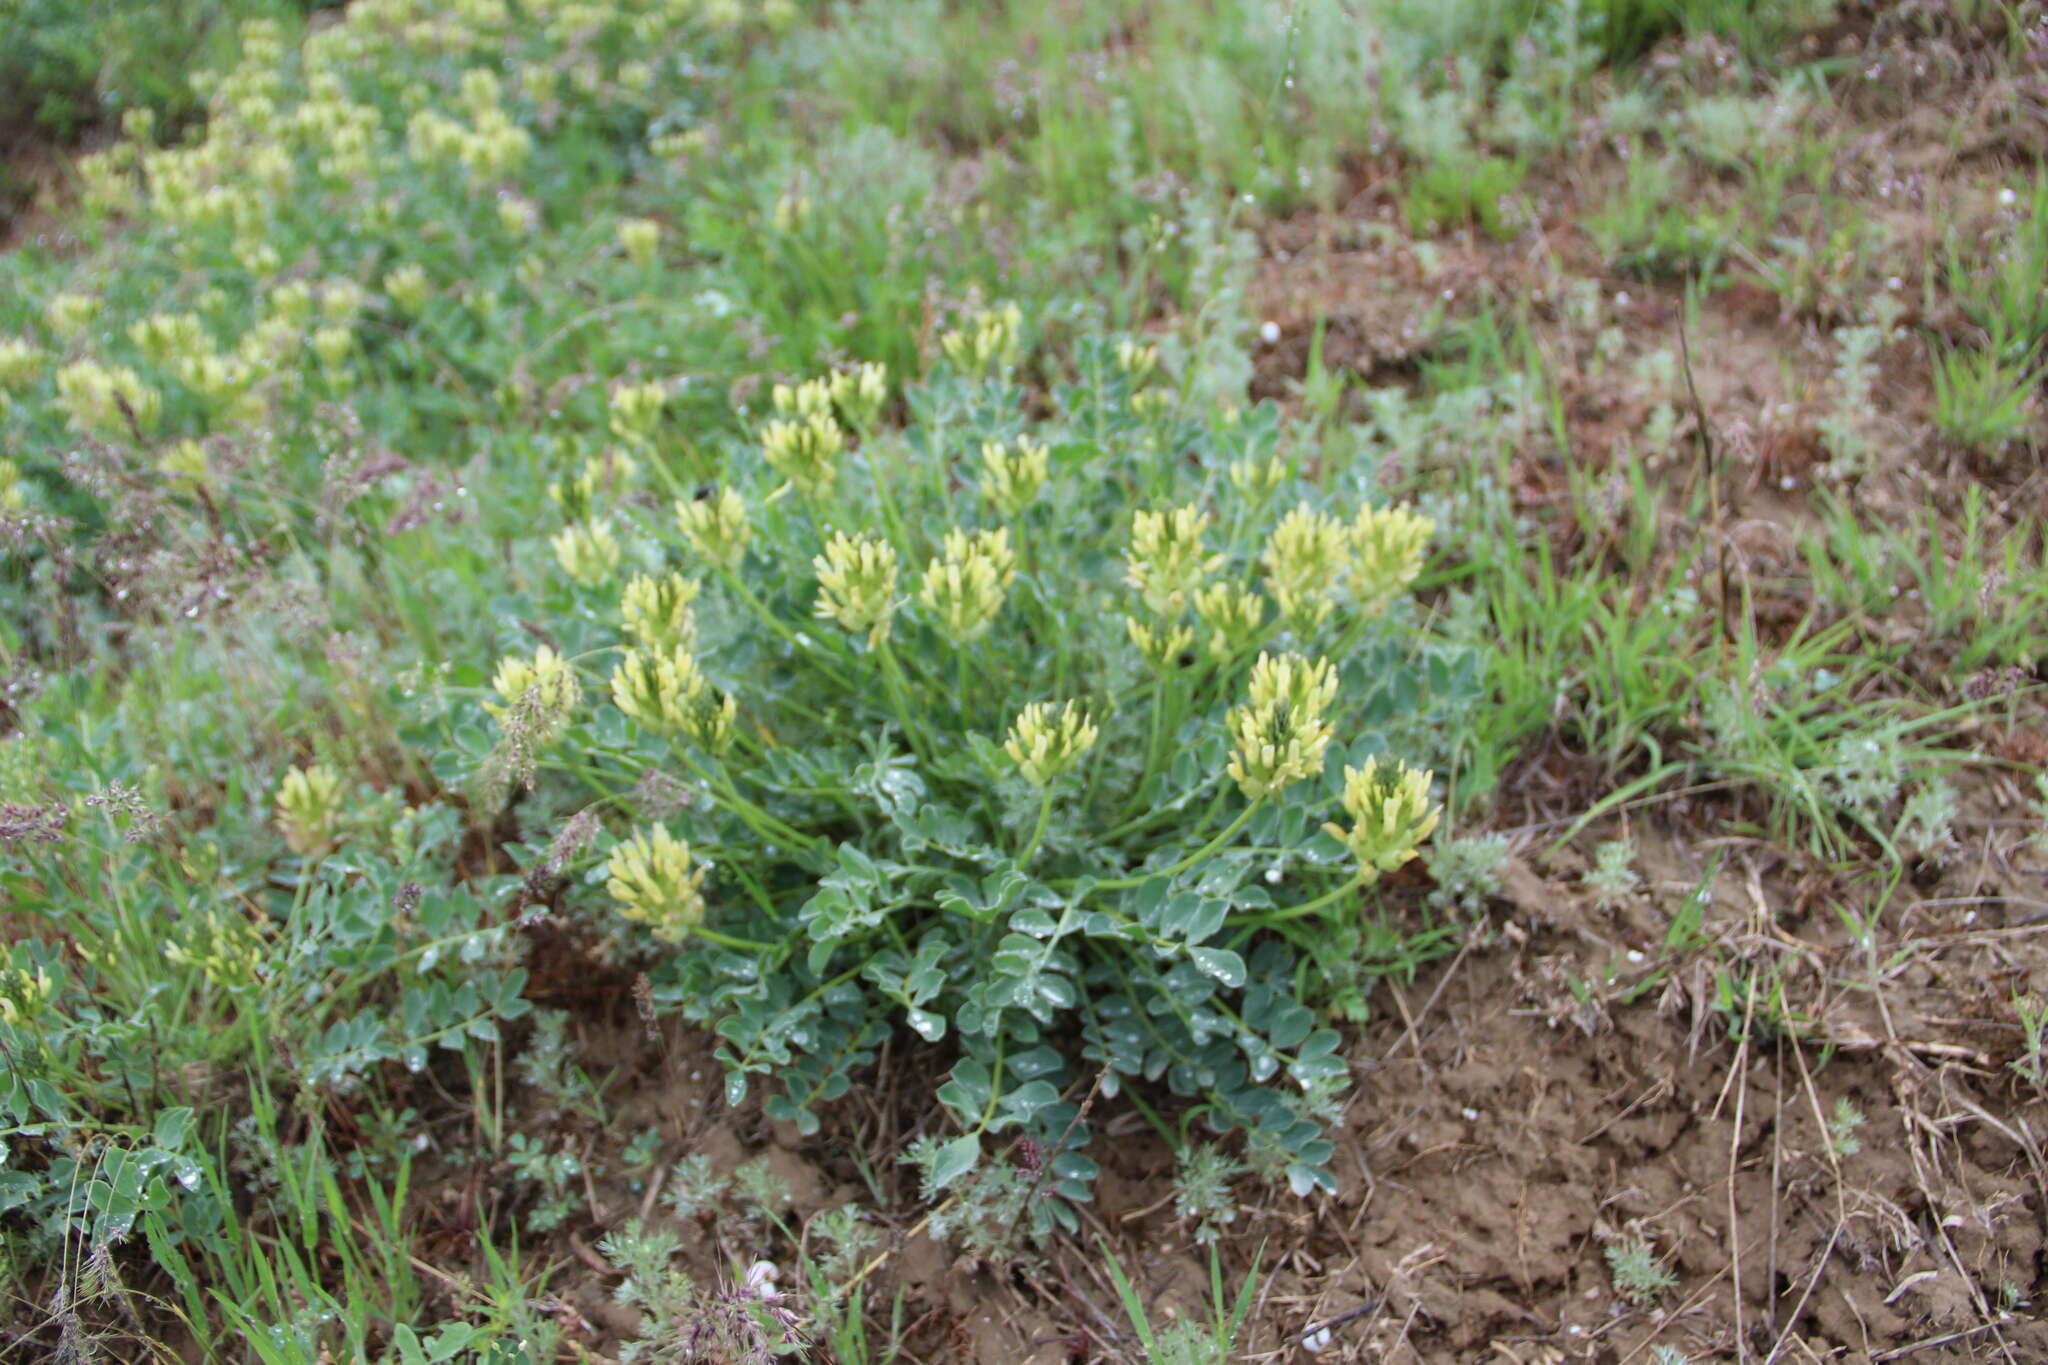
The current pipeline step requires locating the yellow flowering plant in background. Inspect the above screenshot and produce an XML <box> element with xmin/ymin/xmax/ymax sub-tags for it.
<box><xmin>0</xmin><ymin>0</ymin><xmax>1508</xmax><ymax>1309</ymax></box>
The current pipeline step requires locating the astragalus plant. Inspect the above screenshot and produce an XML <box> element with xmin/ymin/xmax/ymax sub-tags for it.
<box><xmin>475</xmin><ymin>321</ymin><xmax>1474</xmax><ymax>1217</ymax></box>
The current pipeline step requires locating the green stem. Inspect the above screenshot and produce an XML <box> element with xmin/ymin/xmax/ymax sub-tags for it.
<box><xmin>679</xmin><ymin>753</ymin><xmax>825</xmax><ymax>855</ymax></box>
<box><xmin>690</xmin><ymin>923</ymin><xmax>776</xmax><ymax>952</ymax></box>
<box><xmin>969</xmin><ymin>1042</ymin><xmax>1008</xmax><ymax>1138</ymax></box>
<box><xmin>1090</xmin><ymin>801</ymin><xmax>1261</xmax><ymax>892</ymax></box>
<box><xmin>1017</xmin><ymin>790</ymin><xmax>1054</xmax><ymax>868</ymax></box>
<box><xmin>1139</xmin><ymin>673</ymin><xmax>1168</xmax><ymax>785</ymax></box>
<box><xmin>875</xmin><ymin>638</ymin><xmax>929</xmax><ymax>764</ymax></box>
<box><xmin>1237</xmin><ymin>877</ymin><xmax>1360</xmax><ymax>927</ymax></box>
<box><xmin>1100</xmin><ymin>775</ymin><xmax>1223</xmax><ymax>843</ymax></box>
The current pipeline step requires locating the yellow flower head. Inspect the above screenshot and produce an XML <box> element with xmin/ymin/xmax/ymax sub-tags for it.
<box><xmin>486</xmin><ymin>645</ymin><xmax>582</xmax><ymax>742</ymax></box>
<box><xmin>1129</xmin><ymin>389</ymin><xmax>1173</xmax><ymax>420</ymax></box>
<box><xmin>610</xmin><ymin>380</ymin><xmax>667</xmax><ymax>446</ymax></box>
<box><xmin>1115</xmin><ymin>337</ymin><xmax>1159</xmax><ymax>383</ymax></box>
<box><xmin>1227</xmin><ymin>454</ymin><xmax>1288</xmax><ymax>501</ymax></box>
<box><xmin>828</xmin><ymin>361</ymin><xmax>888</xmax><ymax>429</ymax></box>
<box><xmin>0</xmin><ymin>338</ymin><xmax>45</xmax><ymax>396</ymax></box>
<box><xmin>551</xmin><ymin>520</ymin><xmax>622</xmax><ymax>587</ymax></box>
<box><xmin>1349</xmin><ymin>504</ymin><xmax>1434</xmax><ymax>617</ymax></box>
<box><xmin>548</xmin><ymin>450</ymin><xmax>637</xmax><ymax>523</ymax></box>
<box><xmin>770</xmin><ymin>376</ymin><xmax>833</xmax><ymax>419</ymax></box>
<box><xmin>54</xmin><ymin>361</ymin><xmax>160</xmax><ymax>439</ymax></box>
<box><xmin>1193</xmin><ymin>582</ymin><xmax>1267</xmax><ymax>660</ymax></box>
<box><xmin>1126</xmin><ymin>505</ymin><xmax>1223</xmax><ymax>617</ymax></box>
<box><xmin>1003</xmin><ymin>701</ymin><xmax>1099</xmax><ymax>789</ymax></box>
<box><xmin>620</xmin><ymin>572</ymin><xmax>700</xmax><ymax>652</ymax></box>
<box><xmin>675</xmin><ymin>488</ymin><xmax>751</xmax><ymax>569</ymax></box>
<box><xmin>127</xmin><ymin>312</ymin><xmax>207</xmax><ymax>364</ymax></box>
<box><xmin>1260</xmin><ymin>503</ymin><xmax>1348</xmax><ymax>632</ymax></box>
<box><xmin>0</xmin><ymin>958</ymin><xmax>55</xmax><ymax>1025</ymax></box>
<box><xmin>1126</xmin><ymin>616</ymin><xmax>1194</xmax><ymax>671</ymax></box>
<box><xmin>813</xmin><ymin>531</ymin><xmax>899</xmax><ymax>646</ymax></box>
<box><xmin>47</xmin><ymin>292</ymin><xmax>99</xmax><ymax>340</ymax></box>
<box><xmin>618</xmin><ymin>216</ymin><xmax>661</xmax><ymax>267</ymax></box>
<box><xmin>1321</xmin><ymin>758</ymin><xmax>1440</xmax><ymax>882</ymax></box>
<box><xmin>1226</xmin><ymin>653</ymin><xmax>1338</xmax><ymax>801</ymax></box>
<box><xmin>761</xmin><ymin>411</ymin><xmax>845</xmax><ymax>495</ymax></box>
<box><xmin>979</xmin><ymin>437</ymin><xmax>1050</xmax><ymax>516</ymax></box>
<box><xmin>495</xmin><ymin>192</ymin><xmax>539</xmax><ymax>234</ymax></box>
<box><xmin>940</xmin><ymin>302</ymin><xmax>1024</xmax><ymax>378</ymax></box>
<box><xmin>385</xmin><ymin>263</ymin><xmax>433</xmax><ymax>315</ymax></box>
<box><xmin>318</xmin><ymin>279</ymin><xmax>367</xmax><ymax>323</ymax></box>
<box><xmin>610</xmin><ymin>645</ymin><xmax>735</xmax><ymax>752</ymax></box>
<box><xmin>920</xmin><ymin>528</ymin><xmax>1012</xmax><ymax>643</ymax></box>
<box><xmin>607</xmin><ymin>826</ymin><xmax>708</xmax><ymax>941</ymax></box>
<box><xmin>772</xmin><ymin>190</ymin><xmax>811</xmax><ymax>233</ymax></box>
<box><xmin>1246</xmin><ymin>651</ymin><xmax>1338</xmax><ymax>717</ymax></box>
<box><xmin>311</xmin><ymin>323</ymin><xmax>354</xmax><ymax>371</ymax></box>
<box><xmin>157</xmin><ymin>439</ymin><xmax>209</xmax><ymax>487</ymax></box>
<box><xmin>275</xmin><ymin>763</ymin><xmax>345</xmax><ymax>856</ymax></box>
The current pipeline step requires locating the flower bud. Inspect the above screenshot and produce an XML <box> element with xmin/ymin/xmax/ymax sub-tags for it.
<box><xmin>1260</xmin><ymin>503</ymin><xmax>1347</xmax><ymax>632</ymax></box>
<box><xmin>607</xmin><ymin>826</ymin><xmax>708</xmax><ymax>941</ymax></box>
<box><xmin>1126</xmin><ymin>505</ymin><xmax>1222</xmax><ymax>617</ymax></box>
<box><xmin>1349</xmin><ymin>504</ymin><xmax>1434</xmax><ymax>617</ymax></box>
<box><xmin>813</xmin><ymin>531</ymin><xmax>899</xmax><ymax>646</ymax></box>
<box><xmin>1003</xmin><ymin>701</ymin><xmax>1099</xmax><ymax>788</ymax></box>
<box><xmin>1321</xmin><ymin>758</ymin><xmax>1440</xmax><ymax>882</ymax></box>
<box><xmin>675</xmin><ymin>488</ymin><xmax>751</xmax><ymax>569</ymax></box>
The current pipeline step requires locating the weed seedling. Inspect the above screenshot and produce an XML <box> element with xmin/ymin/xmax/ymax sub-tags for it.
<box><xmin>1605</xmin><ymin>1234</ymin><xmax>1678</xmax><ymax>1306</ymax></box>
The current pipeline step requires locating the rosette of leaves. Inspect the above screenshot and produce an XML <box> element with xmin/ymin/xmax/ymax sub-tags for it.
<box><xmin>517</xmin><ymin>336</ymin><xmax>1481</xmax><ymax>1220</ymax></box>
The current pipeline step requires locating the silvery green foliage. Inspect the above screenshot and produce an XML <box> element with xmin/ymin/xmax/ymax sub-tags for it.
<box><xmin>515</xmin><ymin>337</ymin><xmax>1481</xmax><ymax>1216</ymax></box>
<box><xmin>1424</xmin><ymin>833</ymin><xmax>1509</xmax><ymax>914</ymax></box>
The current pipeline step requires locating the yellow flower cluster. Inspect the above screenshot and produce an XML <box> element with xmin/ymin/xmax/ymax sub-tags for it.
<box><xmin>385</xmin><ymin>263</ymin><xmax>434</xmax><ymax>315</ymax></box>
<box><xmin>1126</xmin><ymin>616</ymin><xmax>1194</xmax><ymax>671</ymax></box>
<box><xmin>620</xmin><ymin>571</ymin><xmax>700</xmax><ymax>653</ymax></box>
<box><xmin>979</xmin><ymin>436</ymin><xmax>1050</xmax><ymax>516</ymax></box>
<box><xmin>829</xmin><ymin>362</ymin><xmax>889</xmax><ymax>429</ymax></box>
<box><xmin>813</xmin><ymin>531</ymin><xmax>899</xmax><ymax>646</ymax></box>
<box><xmin>275</xmin><ymin>763</ymin><xmax>346</xmax><ymax>855</ymax></box>
<box><xmin>1004</xmin><ymin>701</ymin><xmax>1099</xmax><ymax>788</ymax></box>
<box><xmin>676</xmin><ymin>488</ymin><xmax>751</xmax><ymax>568</ymax></box>
<box><xmin>1349</xmin><ymin>505</ymin><xmax>1435</xmax><ymax>618</ymax></box>
<box><xmin>607</xmin><ymin>826</ymin><xmax>708</xmax><ymax>942</ymax></box>
<box><xmin>163</xmin><ymin>908</ymin><xmax>269</xmax><ymax>990</ymax></box>
<box><xmin>1192</xmin><ymin>582</ymin><xmax>1266</xmax><ymax>661</ymax></box>
<box><xmin>618</xmin><ymin>217</ymin><xmax>661</xmax><ymax>267</ymax></box>
<box><xmin>1226</xmin><ymin>653</ymin><xmax>1338</xmax><ymax>800</ymax></box>
<box><xmin>1115</xmin><ymin>338</ymin><xmax>1160</xmax><ymax>382</ymax></box>
<box><xmin>47</xmin><ymin>292</ymin><xmax>99</xmax><ymax>340</ymax></box>
<box><xmin>0</xmin><ymin>339</ymin><xmax>44</xmax><ymax>401</ymax></box>
<box><xmin>919</xmin><ymin>528</ymin><xmax>1016</xmax><ymax>643</ymax></box>
<box><xmin>0</xmin><ymin>960</ymin><xmax>55</xmax><ymax>1026</ymax></box>
<box><xmin>611</xmin><ymin>644</ymin><xmax>736</xmax><ymax>752</ymax></box>
<box><xmin>552</xmin><ymin>521</ymin><xmax>622</xmax><ymax>586</ymax></box>
<box><xmin>1322</xmin><ymin>758</ymin><xmax>1440</xmax><ymax>882</ymax></box>
<box><xmin>55</xmin><ymin>361</ymin><xmax>161</xmax><ymax>439</ymax></box>
<box><xmin>547</xmin><ymin>449</ymin><xmax>636</xmax><ymax>524</ymax></box>
<box><xmin>1126</xmin><ymin>505</ymin><xmax>1223</xmax><ymax>616</ymax></box>
<box><xmin>1260</xmin><ymin>504</ymin><xmax>1349</xmax><ymax>631</ymax></box>
<box><xmin>769</xmin><ymin>363</ymin><xmax>887</xmax><ymax>434</ymax></box>
<box><xmin>761</xmin><ymin>410</ymin><xmax>846</xmax><ymax>494</ymax></box>
<box><xmin>486</xmin><ymin>645</ymin><xmax>582</xmax><ymax>742</ymax></box>
<box><xmin>610</xmin><ymin>380</ymin><xmax>667</xmax><ymax>447</ymax></box>
<box><xmin>940</xmin><ymin>302</ymin><xmax>1024</xmax><ymax>377</ymax></box>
